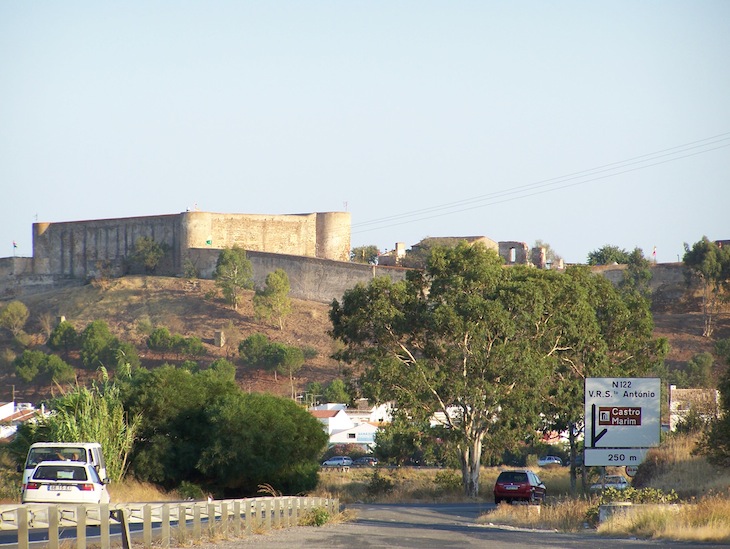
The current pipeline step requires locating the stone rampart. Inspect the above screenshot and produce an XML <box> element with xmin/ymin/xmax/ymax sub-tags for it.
<box><xmin>29</xmin><ymin>211</ymin><xmax>351</xmax><ymax>280</ymax></box>
<box><xmin>187</xmin><ymin>248</ymin><xmax>409</xmax><ymax>303</ymax></box>
<box><xmin>590</xmin><ymin>262</ymin><xmax>690</xmax><ymax>303</ymax></box>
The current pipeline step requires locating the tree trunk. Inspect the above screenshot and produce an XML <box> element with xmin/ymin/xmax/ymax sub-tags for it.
<box><xmin>568</xmin><ymin>423</ymin><xmax>577</xmax><ymax>494</ymax></box>
<box><xmin>459</xmin><ymin>436</ymin><xmax>483</xmax><ymax>497</ymax></box>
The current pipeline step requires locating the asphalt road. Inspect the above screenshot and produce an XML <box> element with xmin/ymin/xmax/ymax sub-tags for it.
<box><xmin>191</xmin><ymin>502</ymin><xmax>729</xmax><ymax>549</ymax></box>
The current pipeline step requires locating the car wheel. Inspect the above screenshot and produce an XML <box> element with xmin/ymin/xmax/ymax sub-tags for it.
<box><xmin>494</xmin><ymin>497</ymin><xmax>502</xmax><ymax>505</ymax></box>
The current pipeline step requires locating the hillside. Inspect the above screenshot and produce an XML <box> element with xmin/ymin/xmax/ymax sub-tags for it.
<box><xmin>1</xmin><ymin>276</ymin><xmax>343</xmax><ymax>402</ymax></box>
<box><xmin>1</xmin><ymin>274</ymin><xmax>728</xmax><ymax>404</ymax></box>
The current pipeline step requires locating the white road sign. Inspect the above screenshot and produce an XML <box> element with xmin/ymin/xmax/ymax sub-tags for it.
<box><xmin>584</xmin><ymin>378</ymin><xmax>661</xmax><ymax>449</ymax></box>
<box><xmin>584</xmin><ymin>448</ymin><xmax>650</xmax><ymax>467</ymax></box>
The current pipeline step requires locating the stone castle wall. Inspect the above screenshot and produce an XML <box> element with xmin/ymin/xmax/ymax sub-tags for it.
<box><xmin>187</xmin><ymin>248</ymin><xmax>409</xmax><ymax>303</ymax></box>
<box><xmin>30</xmin><ymin>211</ymin><xmax>351</xmax><ymax>280</ymax></box>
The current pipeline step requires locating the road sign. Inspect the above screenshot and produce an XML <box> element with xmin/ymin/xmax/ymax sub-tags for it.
<box><xmin>625</xmin><ymin>465</ymin><xmax>639</xmax><ymax>477</ymax></box>
<box><xmin>585</xmin><ymin>377</ymin><xmax>660</xmax><ymax>449</ymax></box>
<box><xmin>584</xmin><ymin>448</ymin><xmax>649</xmax><ymax>466</ymax></box>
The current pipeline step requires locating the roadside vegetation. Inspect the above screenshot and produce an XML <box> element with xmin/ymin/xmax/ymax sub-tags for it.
<box><xmin>313</xmin><ymin>432</ymin><xmax>730</xmax><ymax>542</ymax></box>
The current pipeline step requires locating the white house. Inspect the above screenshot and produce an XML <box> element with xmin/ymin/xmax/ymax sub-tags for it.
<box><xmin>668</xmin><ymin>385</ymin><xmax>721</xmax><ymax>431</ymax></box>
<box><xmin>310</xmin><ymin>408</ymin><xmax>354</xmax><ymax>435</ymax></box>
<box><xmin>328</xmin><ymin>422</ymin><xmax>379</xmax><ymax>449</ymax></box>
<box><xmin>310</xmin><ymin>401</ymin><xmax>391</xmax><ymax>450</ymax></box>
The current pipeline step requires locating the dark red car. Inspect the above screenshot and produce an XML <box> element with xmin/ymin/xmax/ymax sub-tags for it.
<box><xmin>493</xmin><ymin>470</ymin><xmax>546</xmax><ymax>504</ymax></box>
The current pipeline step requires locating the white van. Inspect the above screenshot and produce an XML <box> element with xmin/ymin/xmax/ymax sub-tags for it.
<box><xmin>21</xmin><ymin>442</ymin><xmax>108</xmax><ymax>487</ymax></box>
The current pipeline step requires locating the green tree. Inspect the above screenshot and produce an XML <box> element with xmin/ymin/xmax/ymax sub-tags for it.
<box><xmin>620</xmin><ymin>247</ymin><xmax>653</xmax><ymax>297</ymax></box>
<box><xmin>79</xmin><ymin>321</ymin><xmax>116</xmax><ymax>369</ymax></box>
<box><xmin>277</xmin><ymin>346</ymin><xmax>304</xmax><ymax>399</ymax></box>
<box><xmin>587</xmin><ymin>245</ymin><xmax>631</xmax><ymax>266</ymax></box>
<box><xmin>48</xmin><ymin>320</ymin><xmax>79</xmax><ymax>358</ymax></box>
<box><xmin>121</xmin><ymin>364</ymin><xmax>240</xmax><ymax>487</ymax></box>
<box><xmin>537</xmin><ymin>265</ymin><xmax>666</xmax><ymax>492</ymax></box>
<box><xmin>197</xmin><ymin>392</ymin><xmax>328</xmax><ymax>495</ymax></box>
<box><xmin>253</xmin><ymin>269</ymin><xmax>292</xmax><ymax>330</ymax></box>
<box><xmin>331</xmin><ymin>243</ymin><xmax>555</xmax><ymax>496</ymax></box>
<box><xmin>683</xmin><ymin>236</ymin><xmax>730</xmax><ymax>337</ymax></box>
<box><xmin>669</xmin><ymin>352</ymin><xmax>714</xmax><ymax>388</ymax></box>
<box><xmin>238</xmin><ymin>333</ymin><xmax>270</xmax><ymax>366</ymax></box>
<box><xmin>0</xmin><ymin>300</ymin><xmax>29</xmax><ymax>337</ymax></box>
<box><xmin>129</xmin><ymin>236</ymin><xmax>168</xmax><ymax>274</ymax></box>
<box><xmin>351</xmin><ymin>245</ymin><xmax>380</xmax><ymax>264</ymax></box>
<box><xmin>14</xmin><ymin>350</ymin><xmax>44</xmax><ymax>382</ymax></box>
<box><xmin>324</xmin><ymin>378</ymin><xmax>350</xmax><ymax>404</ymax></box>
<box><xmin>147</xmin><ymin>327</ymin><xmax>174</xmax><ymax>359</ymax></box>
<box><xmin>122</xmin><ymin>365</ymin><xmax>324</xmax><ymax>495</ymax></box>
<box><xmin>696</xmin><ymin>340</ymin><xmax>730</xmax><ymax>466</ymax></box>
<box><xmin>214</xmin><ymin>246</ymin><xmax>253</xmax><ymax>310</ymax></box>
<box><xmin>14</xmin><ymin>350</ymin><xmax>76</xmax><ymax>384</ymax></box>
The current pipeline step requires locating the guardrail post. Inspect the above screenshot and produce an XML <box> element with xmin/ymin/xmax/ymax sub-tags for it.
<box><xmin>273</xmin><ymin>498</ymin><xmax>281</xmax><ymax>528</ymax></box>
<box><xmin>143</xmin><ymin>504</ymin><xmax>152</xmax><ymax>548</ymax></box>
<box><xmin>76</xmin><ymin>505</ymin><xmax>87</xmax><ymax>549</ymax></box>
<box><xmin>177</xmin><ymin>503</ymin><xmax>188</xmax><ymax>542</ymax></box>
<box><xmin>193</xmin><ymin>503</ymin><xmax>202</xmax><ymax>541</ymax></box>
<box><xmin>255</xmin><ymin>499</ymin><xmax>264</xmax><ymax>531</ymax></box>
<box><xmin>47</xmin><ymin>505</ymin><xmax>59</xmax><ymax>549</ymax></box>
<box><xmin>221</xmin><ymin>502</ymin><xmax>229</xmax><ymax>537</ymax></box>
<box><xmin>245</xmin><ymin>500</ymin><xmax>253</xmax><ymax>535</ymax></box>
<box><xmin>161</xmin><ymin>504</ymin><xmax>170</xmax><ymax>548</ymax></box>
<box><xmin>207</xmin><ymin>502</ymin><xmax>216</xmax><ymax>538</ymax></box>
<box><xmin>263</xmin><ymin>499</ymin><xmax>271</xmax><ymax>531</ymax></box>
<box><xmin>100</xmin><ymin>504</ymin><xmax>110</xmax><ymax>549</ymax></box>
<box><xmin>233</xmin><ymin>500</ymin><xmax>241</xmax><ymax>536</ymax></box>
<box><xmin>285</xmin><ymin>497</ymin><xmax>292</xmax><ymax>527</ymax></box>
<box><xmin>17</xmin><ymin>506</ymin><xmax>29</xmax><ymax>549</ymax></box>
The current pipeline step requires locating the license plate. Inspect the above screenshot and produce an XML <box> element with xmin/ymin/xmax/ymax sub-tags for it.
<box><xmin>50</xmin><ymin>485</ymin><xmax>73</xmax><ymax>491</ymax></box>
<box><xmin>505</xmin><ymin>485</ymin><xmax>519</xmax><ymax>490</ymax></box>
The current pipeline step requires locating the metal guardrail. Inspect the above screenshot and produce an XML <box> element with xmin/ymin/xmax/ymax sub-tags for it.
<box><xmin>0</xmin><ymin>495</ymin><xmax>339</xmax><ymax>548</ymax></box>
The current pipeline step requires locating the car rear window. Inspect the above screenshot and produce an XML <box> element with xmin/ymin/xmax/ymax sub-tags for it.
<box><xmin>498</xmin><ymin>472</ymin><xmax>528</xmax><ymax>483</ymax></box>
<box><xmin>34</xmin><ymin>465</ymin><xmax>88</xmax><ymax>481</ymax></box>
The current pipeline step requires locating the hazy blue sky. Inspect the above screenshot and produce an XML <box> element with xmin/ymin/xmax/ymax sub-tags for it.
<box><xmin>2</xmin><ymin>2</ymin><xmax>728</xmax><ymax>264</ymax></box>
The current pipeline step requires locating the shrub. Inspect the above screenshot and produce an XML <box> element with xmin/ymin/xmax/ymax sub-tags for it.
<box><xmin>434</xmin><ymin>470</ymin><xmax>462</xmax><ymax>492</ymax></box>
<box><xmin>366</xmin><ymin>470</ymin><xmax>394</xmax><ymax>498</ymax></box>
<box><xmin>299</xmin><ymin>507</ymin><xmax>330</xmax><ymax>527</ymax></box>
<box><xmin>585</xmin><ymin>487</ymin><xmax>678</xmax><ymax>526</ymax></box>
<box><xmin>176</xmin><ymin>481</ymin><xmax>208</xmax><ymax>500</ymax></box>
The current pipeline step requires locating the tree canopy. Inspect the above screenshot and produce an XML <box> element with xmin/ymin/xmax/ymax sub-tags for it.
<box><xmin>213</xmin><ymin>246</ymin><xmax>253</xmax><ymax>310</ymax></box>
<box><xmin>330</xmin><ymin>242</ymin><xmax>666</xmax><ymax>496</ymax></box>
<box><xmin>587</xmin><ymin>244</ymin><xmax>631</xmax><ymax>266</ymax></box>
<box><xmin>0</xmin><ymin>300</ymin><xmax>29</xmax><ymax>337</ymax></box>
<box><xmin>253</xmin><ymin>269</ymin><xmax>292</xmax><ymax>330</ymax></box>
<box><xmin>120</xmin><ymin>363</ymin><xmax>325</xmax><ymax>495</ymax></box>
<box><xmin>683</xmin><ymin>236</ymin><xmax>730</xmax><ymax>337</ymax></box>
<box><xmin>128</xmin><ymin>236</ymin><xmax>168</xmax><ymax>274</ymax></box>
<box><xmin>351</xmin><ymin>245</ymin><xmax>380</xmax><ymax>264</ymax></box>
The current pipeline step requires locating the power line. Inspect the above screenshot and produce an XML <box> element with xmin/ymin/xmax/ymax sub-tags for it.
<box><xmin>352</xmin><ymin>132</ymin><xmax>730</xmax><ymax>234</ymax></box>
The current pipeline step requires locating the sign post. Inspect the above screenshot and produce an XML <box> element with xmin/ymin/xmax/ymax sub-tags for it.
<box><xmin>584</xmin><ymin>378</ymin><xmax>660</xmax><ymax>467</ymax></box>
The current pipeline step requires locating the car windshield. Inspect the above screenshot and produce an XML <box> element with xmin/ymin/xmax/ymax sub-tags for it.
<box><xmin>27</xmin><ymin>447</ymin><xmax>87</xmax><ymax>467</ymax></box>
<box><xmin>498</xmin><ymin>472</ymin><xmax>528</xmax><ymax>483</ymax></box>
<box><xmin>33</xmin><ymin>465</ymin><xmax>88</xmax><ymax>482</ymax></box>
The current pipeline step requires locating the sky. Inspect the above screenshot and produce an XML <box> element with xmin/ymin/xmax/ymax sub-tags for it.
<box><xmin>1</xmin><ymin>2</ymin><xmax>728</xmax><ymax>265</ymax></box>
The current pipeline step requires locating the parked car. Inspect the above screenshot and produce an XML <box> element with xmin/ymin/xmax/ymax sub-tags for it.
<box><xmin>493</xmin><ymin>470</ymin><xmax>546</xmax><ymax>504</ymax></box>
<box><xmin>321</xmin><ymin>456</ymin><xmax>353</xmax><ymax>467</ymax></box>
<box><xmin>21</xmin><ymin>461</ymin><xmax>110</xmax><ymax>504</ymax></box>
<box><xmin>537</xmin><ymin>456</ymin><xmax>563</xmax><ymax>467</ymax></box>
<box><xmin>352</xmin><ymin>456</ymin><xmax>378</xmax><ymax>467</ymax></box>
<box><xmin>590</xmin><ymin>474</ymin><xmax>630</xmax><ymax>492</ymax></box>
<box><xmin>20</xmin><ymin>442</ymin><xmax>108</xmax><ymax>487</ymax></box>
